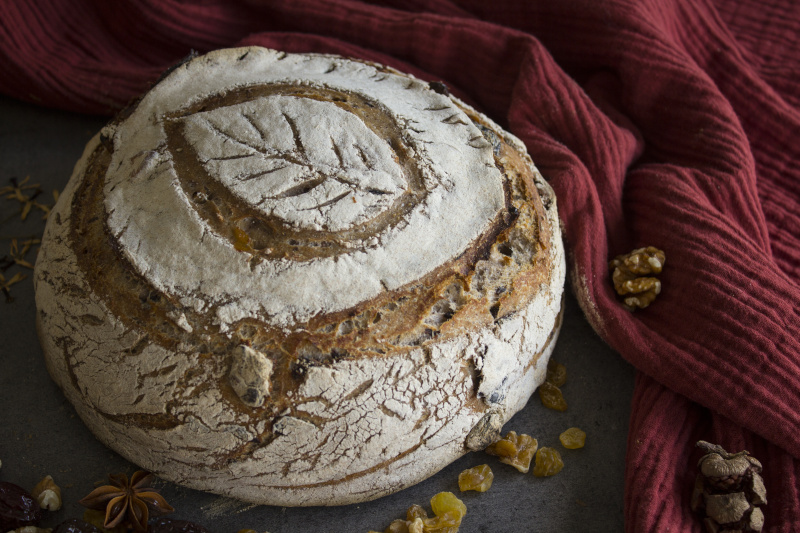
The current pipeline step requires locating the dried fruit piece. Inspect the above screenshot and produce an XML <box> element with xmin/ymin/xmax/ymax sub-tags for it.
<box><xmin>430</xmin><ymin>492</ymin><xmax>466</xmax><ymax>521</ymax></box>
<box><xmin>0</xmin><ymin>481</ymin><xmax>43</xmax><ymax>532</ymax></box>
<box><xmin>378</xmin><ymin>493</ymin><xmax>467</xmax><ymax>533</ymax></box>
<box><xmin>609</xmin><ymin>246</ymin><xmax>666</xmax><ymax>310</ymax></box>
<box><xmin>533</xmin><ymin>447</ymin><xmax>564</xmax><ymax>477</ymax></box>
<box><xmin>691</xmin><ymin>441</ymin><xmax>766</xmax><ymax>532</ymax></box>
<box><xmin>458</xmin><ymin>464</ymin><xmax>494</xmax><ymax>492</ymax></box>
<box><xmin>53</xmin><ymin>519</ymin><xmax>104</xmax><ymax>533</ymax></box>
<box><xmin>559</xmin><ymin>428</ymin><xmax>586</xmax><ymax>449</ymax></box>
<box><xmin>545</xmin><ymin>359</ymin><xmax>567</xmax><ymax>387</ymax></box>
<box><xmin>485</xmin><ymin>431</ymin><xmax>538</xmax><ymax>473</ymax></box>
<box><xmin>538</xmin><ymin>381</ymin><xmax>567</xmax><ymax>411</ymax></box>
<box><xmin>423</xmin><ymin>491</ymin><xmax>466</xmax><ymax>532</ymax></box>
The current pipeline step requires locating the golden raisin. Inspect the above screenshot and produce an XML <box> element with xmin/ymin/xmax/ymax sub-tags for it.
<box><xmin>423</xmin><ymin>511</ymin><xmax>461</xmax><ymax>532</ymax></box>
<box><xmin>545</xmin><ymin>359</ymin><xmax>567</xmax><ymax>387</ymax></box>
<box><xmin>533</xmin><ymin>447</ymin><xmax>564</xmax><ymax>477</ymax></box>
<box><xmin>538</xmin><ymin>381</ymin><xmax>567</xmax><ymax>411</ymax></box>
<box><xmin>485</xmin><ymin>431</ymin><xmax>538</xmax><ymax>473</ymax></box>
<box><xmin>396</xmin><ymin>493</ymin><xmax>466</xmax><ymax>533</ymax></box>
<box><xmin>559</xmin><ymin>427</ymin><xmax>586</xmax><ymax>449</ymax></box>
<box><xmin>458</xmin><ymin>464</ymin><xmax>494</xmax><ymax>492</ymax></box>
<box><xmin>430</xmin><ymin>492</ymin><xmax>467</xmax><ymax>520</ymax></box>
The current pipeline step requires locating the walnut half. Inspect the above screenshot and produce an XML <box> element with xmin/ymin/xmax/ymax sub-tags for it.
<box><xmin>609</xmin><ymin>246</ymin><xmax>665</xmax><ymax>310</ymax></box>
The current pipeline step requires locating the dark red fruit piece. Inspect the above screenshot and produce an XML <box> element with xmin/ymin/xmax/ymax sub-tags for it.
<box><xmin>0</xmin><ymin>481</ymin><xmax>43</xmax><ymax>531</ymax></box>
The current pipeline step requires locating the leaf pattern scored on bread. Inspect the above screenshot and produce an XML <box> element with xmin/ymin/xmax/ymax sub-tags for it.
<box><xmin>180</xmin><ymin>95</ymin><xmax>407</xmax><ymax>232</ymax></box>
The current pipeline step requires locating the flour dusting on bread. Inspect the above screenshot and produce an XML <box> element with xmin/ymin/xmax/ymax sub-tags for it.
<box><xmin>35</xmin><ymin>47</ymin><xmax>565</xmax><ymax>506</ymax></box>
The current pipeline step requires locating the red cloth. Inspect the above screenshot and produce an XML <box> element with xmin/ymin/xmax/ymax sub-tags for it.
<box><xmin>2</xmin><ymin>0</ymin><xmax>799</xmax><ymax>530</ymax></box>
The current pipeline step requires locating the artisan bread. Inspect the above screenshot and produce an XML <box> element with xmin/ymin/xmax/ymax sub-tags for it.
<box><xmin>34</xmin><ymin>47</ymin><xmax>565</xmax><ymax>506</ymax></box>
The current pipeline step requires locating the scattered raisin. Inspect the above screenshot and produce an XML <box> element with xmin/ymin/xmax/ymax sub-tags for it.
<box><xmin>538</xmin><ymin>381</ymin><xmax>567</xmax><ymax>411</ymax></box>
<box><xmin>147</xmin><ymin>518</ymin><xmax>211</xmax><ymax>533</ymax></box>
<box><xmin>53</xmin><ymin>519</ymin><xmax>104</xmax><ymax>533</ymax></box>
<box><xmin>545</xmin><ymin>359</ymin><xmax>567</xmax><ymax>387</ymax></box>
<box><xmin>458</xmin><ymin>464</ymin><xmax>494</xmax><ymax>492</ymax></box>
<box><xmin>533</xmin><ymin>447</ymin><xmax>565</xmax><ymax>477</ymax></box>
<box><xmin>0</xmin><ymin>481</ymin><xmax>43</xmax><ymax>531</ymax></box>
<box><xmin>559</xmin><ymin>427</ymin><xmax>586</xmax><ymax>449</ymax></box>
<box><xmin>423</xmin><ymin>512</ymin><xmax>460</xmax><ymax>532</ymax></box>
<box><xmin>380</xmin><ymin>493</ymin><xmax>467</xmax><ymax>533</ymax></box>
<box><xmin>430</xmin><ymin>492</ymin><xmax>466</xmax><ymax>521</ymax></box>
<box><xmin>485</xmin><ymin>431</ymin><xmax>538</xmax><ymax>473</ymax></box>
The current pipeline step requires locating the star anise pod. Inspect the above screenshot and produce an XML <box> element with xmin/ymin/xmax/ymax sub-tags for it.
<box><xmin>79</xmin><ymin>471</ymin><xmax>174</xmax><ymax>532</ymax></box>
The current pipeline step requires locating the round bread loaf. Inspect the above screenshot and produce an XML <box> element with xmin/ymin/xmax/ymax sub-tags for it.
<box><xmin>34</xmin><ymin>47</ymin><xmax>565</xmax><ymax>506</ymax></box>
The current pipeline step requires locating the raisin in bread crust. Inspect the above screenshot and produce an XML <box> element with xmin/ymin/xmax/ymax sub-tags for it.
<box><xmin>34</xmin><ymin>47</ymin><xmax>565</xmax><ymax>506</ymax></box>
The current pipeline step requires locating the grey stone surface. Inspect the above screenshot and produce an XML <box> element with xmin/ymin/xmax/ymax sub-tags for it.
<box><xmin>0</xmin><ymin>95</ymin><xmax>635</xmax><ymax>533</ymax></box>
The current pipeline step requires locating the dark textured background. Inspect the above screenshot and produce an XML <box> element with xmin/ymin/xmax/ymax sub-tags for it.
<box><xmin>0</xmin><ymin>95</ymin><xmax>635</xmax><ymax>533</ymax></box>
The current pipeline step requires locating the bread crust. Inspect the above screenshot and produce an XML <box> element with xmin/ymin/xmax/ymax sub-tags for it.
<box><xmin>34</xmin><ymin>47</ymin><xmax>565</xmax><ymax>506</ymax></box>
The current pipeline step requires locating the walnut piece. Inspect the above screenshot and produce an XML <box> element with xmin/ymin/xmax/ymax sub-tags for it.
<box><xmin>609</xmin><ymin>246</ymin><xmax>665</xmax><ymax>310</ymax></box>
<box><xmin>31</xmin><ymin>475</ymin><xmax>61</xmax><ymax>511</ymax></box>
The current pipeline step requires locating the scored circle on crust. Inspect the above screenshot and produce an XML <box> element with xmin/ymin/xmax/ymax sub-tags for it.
<box><xmin>34</xmin><ymin>47</ymin><xmax>566</xmax><ymax>506</ymax></box>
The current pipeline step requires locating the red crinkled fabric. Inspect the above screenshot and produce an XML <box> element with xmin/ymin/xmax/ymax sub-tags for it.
<box><xmin>1</xmin><ymin>0</ymin><xmax>798</xmax><ymax>530</ymax></box>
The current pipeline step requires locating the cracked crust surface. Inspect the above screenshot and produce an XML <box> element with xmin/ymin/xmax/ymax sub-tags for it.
<box><xmin>34</xmin><ymin>47</ymin><xmax>566</xmax><ymax>506</ymax></box>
